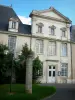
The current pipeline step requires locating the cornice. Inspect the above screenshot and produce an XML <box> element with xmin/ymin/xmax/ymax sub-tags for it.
<box><xmin>0</xmin><ymin>30</ymin><xmax>75</xmax><ymax>44</ymax></box>
<box><xmin>0</xmin><ymin>30</ymin><xmax>31</xmax><ymax>37</ymax></box>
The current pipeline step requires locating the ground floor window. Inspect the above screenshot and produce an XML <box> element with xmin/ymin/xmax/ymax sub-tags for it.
<box><xmin>61</xmin><ymin>63</ymin><xmax>68</xmax><ymax>76</ymax></box>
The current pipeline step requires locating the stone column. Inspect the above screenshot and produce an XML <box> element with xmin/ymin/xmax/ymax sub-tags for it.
<box><xmin>26</xmin><ymin>54</ymin><xmax>33</xmax><ymax>94</ymax></box>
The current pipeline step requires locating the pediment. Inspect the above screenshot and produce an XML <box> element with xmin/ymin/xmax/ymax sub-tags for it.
<box><xmin>30</xmin><ymin>7</ymin><xmax>71</xmax><ymax>23</ymax></box>
<box><xmin>40</xmin><ymin>11</ymin><xmax>66</xmax><ymax>21</ymax></box>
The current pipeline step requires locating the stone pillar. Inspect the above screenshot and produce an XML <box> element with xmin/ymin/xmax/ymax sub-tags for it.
<box><xmin>26</xmin><ymin>54</ymin><xmax>33</xmax><ymax>94</ymax></box>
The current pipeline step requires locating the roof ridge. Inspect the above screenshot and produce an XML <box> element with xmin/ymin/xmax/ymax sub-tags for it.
<box><xmin>0</xmin><ymin>4</ymin><xmax>12</xmax><ymax>8</ymax></box>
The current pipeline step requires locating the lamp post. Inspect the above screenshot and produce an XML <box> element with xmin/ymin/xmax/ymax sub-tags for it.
<box><xmin>10</xmin><ymin>52</ymin><xmax>14</xmax><ymax>93</ymax></box>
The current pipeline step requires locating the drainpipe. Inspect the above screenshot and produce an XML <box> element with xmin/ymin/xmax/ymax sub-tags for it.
<box><xmin>30</xmin><ymin>18</ymin><xmax>32</xmax><ymax>50</ymax></box>
<box><xmin>70</xmin><ymin>23</ymin><xmax>73</xmax><ymax>83</ymax></box>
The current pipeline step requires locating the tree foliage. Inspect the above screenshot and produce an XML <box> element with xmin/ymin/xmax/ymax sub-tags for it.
<box><xmin>15</xmin><ymin>43</ymin><xmax>33</xmax><ymax>83</ymax></box>
<box><xmin>33</xmin><ymin>56</ymin><xmax>43</xmax><ymax>83</ymax></box>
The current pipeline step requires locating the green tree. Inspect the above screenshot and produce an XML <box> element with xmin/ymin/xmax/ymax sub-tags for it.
<box><xmin>33</xmin><ymin>56</ymin><xmax>43</xmax><ymax>83</ymax></box>
<box><xmin>0</xmin><ymin>44</ymin><xmax>8</xmax><ymax>83</ymax></box>
<box><xmin>15</xmin><ymin>43</ymin><xmax>33</xmax><ymax>83</ymax></box>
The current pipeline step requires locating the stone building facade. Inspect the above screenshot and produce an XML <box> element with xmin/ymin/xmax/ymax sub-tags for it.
<box><xmin>0</xmin><ymin>5</ymin><xmax>74</xmax><ymax>83</ymax></box>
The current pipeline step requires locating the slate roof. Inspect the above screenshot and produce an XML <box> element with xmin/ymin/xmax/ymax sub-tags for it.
<box><xmin>0</xmin><ymin>5</ymin><xmax>31</xmax><ymax>34</ymax></box>
<box><xmin>70</xmin><ymin>25</ymin><xmax>75</xmax><ymax>42</ymax></box>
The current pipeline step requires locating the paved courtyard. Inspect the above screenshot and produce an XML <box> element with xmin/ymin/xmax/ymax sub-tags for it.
<box><xmin>41</xmin><ymin>84</ymin><xmax>75</xmax><ymax>100</ymax></box>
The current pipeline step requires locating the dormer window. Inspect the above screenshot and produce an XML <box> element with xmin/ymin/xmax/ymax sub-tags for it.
<box><xmin>60</xmin><ymin>27</ymin><xmax>66</xmax><ymax>37</ymax></box>
<box><xmin>12</xmin><ymin>21</ymin><xmax>16</xmax><ymax>29</ymax></box>
<box><xmin>49</xmin><ymin>25</ymin><xmax>56</xmax><ymax>35</ymax></box>
<box><xmin>36</xmin><ymin>23</ymin><xmax>44</xmax><ymax>33</ymax></box>
<box><xmin>8</xmin><ymin>17</ymin><xmax>19</xmax><ymax>32</ymax></box>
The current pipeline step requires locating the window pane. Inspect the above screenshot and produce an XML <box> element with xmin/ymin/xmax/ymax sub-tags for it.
<box><xmin>53</xmin><ymin>71</ymin><xmax>55</xmax><ymax>77</ymax></box>
<box><xmin>12</xmin><ymin>22</ymin><xmax>16</xmax><ymax>29</ymax></box>
<box><xmin>51</xmin><ymin>28</ymin><xmax>54</xmax><ymax>35</ymax></box>
<box><xmin>53</xmin><ymin>66</ymin><xmax>55</xmax><ymax>69</ymax></box>
<box><xmin>38</xmin><ymin>26</ymin><xmax>42</xmax><ymax>33</ymax></box>
<box><xmin>49</xmin><ymin>66</ymin><xmax>51</xmax><ymax>69</ymax></box>
<box><xmin>48</xmin><ymin>42</ymin><xmax>56</xmax><ymax>56</ymax></box>
<box><xmin>61</xmin><ymin>43</ymin><xmax>67</xmax><ymax>56</ymax></box>
<box><xmin>62</xmin><ymin>31</ymin><xmax>65</xmax><ymax>37</ymax></box>
<box><xmin>61</xmin><ymin>63</ymin><xmax>68</xmax><ymax>76</ymax></box>
<box><xmin>8</xmin><ymin>36</ymin><xmax>16</xmax><ymax>53</ymax></box>
<box><xmin>36</xmin><ymin>40</ymin><xmax>43</xmax><ymax>53</ymax></box>
<box><xmin>49</xmin><ymin>71</ymin><xmax>51</xmax><ymax>76</ymax></box>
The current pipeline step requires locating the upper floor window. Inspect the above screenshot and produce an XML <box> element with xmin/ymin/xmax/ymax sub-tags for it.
<box><xmin>8</xmin><ymin>17</ymin><xmax>19</xmax><ymax>32</ymax></box>
<box><xmin>61</xmin><ymin>63</ymin><xmax>68</xmax><ymax>76</ymax></box>
<box><xmin>36</xmin><ymin>23</ymin><xmax>44</xmax><ymax>33</ymax></box>
<box><xmin>49</xmin><ymin>25</ymin><xmax>56</xmax><ymax>35</ymax></box>
<box><xmin>60</xmin><ymin>27</ymin><xmax>66</xmax><ymax>37</ymax></box>
<box><xmin>61</xmin><ymin>43</ymin><xmax>67</xmax><ymax>56</ymax></box>
<box><xmin>51</xmin><ymin>28</ymin><xmax>55</xmax><ymax>35</ymax></box>
<box><xmin>48</xmin><ymin>41</ymin><xmax>56</xmax><ymax>56</ymax></box>
<box><xmin>8</xmin><ymin>36</ymin><xmax>16</xmax><ymax>54</ymax></box>
<box><xmin>36</xmin><ymin>39</ymin><xmax>43</xmax><ymax>54</ymax></box>
<box><xmin>12</xmin><ymin>21</ymin><xmax>16</xmax><ymax>29</ymax></box>
<box><xmin>62</xmin><ymin>30</ymin><xmax>66</xmax><ymax>37</ymax></box>
<box><xmin>38</xmin><ymin>26</ymin><xmax>42</xmax><ymax>33</ymax></box>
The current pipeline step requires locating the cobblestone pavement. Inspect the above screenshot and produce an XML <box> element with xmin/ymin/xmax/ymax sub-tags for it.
<box><xmin>41</xmin><ymin>84</ymin><xmax>75</xmax><ymax>100</ymax></box>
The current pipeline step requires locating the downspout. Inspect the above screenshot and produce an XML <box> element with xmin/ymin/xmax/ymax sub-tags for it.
<box><xmin>30</xmin><ymin>18</ymin><xmax>32</xmax><ymax>50</ymax></box>
<box><xmin>70</xmin><ymin>23</ymin><xmax>73</xmax><ymax>83</ymax></box>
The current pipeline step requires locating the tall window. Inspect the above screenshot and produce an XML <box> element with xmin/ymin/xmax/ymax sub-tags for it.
<box><xmin>49</xmin><ymin>25</ymin><xmax>56</xmax><ymax>35</ymax></box>
<box><xmin>36</xmin><ymin>39</ymin><xmax>43</xmax><ymax>54</ymax></box>
<box><xmin>51</xmin><ymin>28</ymin><xmax>55</xmax><ymax>35</ymax></box>
<box><xmin>48</xmin><ymin>41</ymin><xmax>56</xmax><ymax>56</ymax></box>
<box><xmin>36</xmin><ymin>23</ymin><xmax>44</xmax><ymax>33</ymax></box>
<box><xmin>62</xmin><ymin>30</ymin><xmax>66</xmax><ymax>37</ymax></box>
<box><xmin>38</xmin><ymin>26</ymin><xmax>42</xmax><ymax>33</ymax></box>
<box><xmin>8</xmin><ymin>36</ymin><xmax>16</xmax><ymax>54</ymax></box>
<box><xmin>12</xmin><ymin>22</ymin><xmax>16</xmax><ymax>29</ymax></box>
<box><xmin>61</xmin><ymin>63</ymin><xmax>68</xmax><ymax>76</ymax></box>
<box><xmin>61</xmin><ymin>43</ymin><xmax>67</xmax><ymax>56</ymax></box>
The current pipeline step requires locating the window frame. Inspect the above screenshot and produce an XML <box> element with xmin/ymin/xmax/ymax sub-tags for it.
<box><xmin>61</xmin><ymin>43</ymin><xmax>67</xmax><ymax>57</ymax></box>
<box><xmin>48</xmin><ymin>41</ymin><xmax>56</xmax><ymax>56</ymax></box>
<box><xmin>61</xmin><ymin>63</ymin><xmax>68</xmax><ymax>76</ymax></box>
<box><xmin>51</xmin><ymin>28</ymin><xmax>55</xmax><ymax>35</ymax></box>
<box><xmin>62</xmin><ymin>30</ymin><xmax>66</xmax><ymax>37</ymax></box>
<box><xmin>8</xmin><ymin>35</ymin><xmax>16</xmax><ymax>54</ymax></box>
<box><xmin>36</xmin><ymin>23</ymin><xmax>44</xmax><ymax>33</ymax></box>
<box><xmin>38</xmin><ymin>26</ymin><xmax>42</xmax><ymax>33</ymax></box>
<box><xmin>12</xmin><ymin>21</ymin><xmax>16</xmax><ymax>29</ymax></box>
<box><xmin>36</xmin><ymin>39</ymin><xmax>44</xmax><ymax>54</ymax></box>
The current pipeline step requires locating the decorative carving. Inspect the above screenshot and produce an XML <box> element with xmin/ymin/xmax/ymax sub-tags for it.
<box><xmin>49</xmin><ymin>25</ymin><xmax>56</xmax><ymax>29</ymax></box>
<box><xmin>36</xmin><ymin>23</ymin><xmax>44</xmax><ymax>27</ymax></box>
<box><xmin>60</xmin><ymin>27</ymin><xmax>66</xmax><ymax>31</ymax></box>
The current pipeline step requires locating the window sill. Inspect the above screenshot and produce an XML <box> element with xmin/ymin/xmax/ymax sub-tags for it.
<box><xmin>36</xmin><ymin>32</ymin><xmax>43</xmax><ymax>34</ymax></box>
<box><xmin>61</xmin><ymin>36</ymin><xmax>67</xmax><ymax>38</ymax></box>
<box><xmin>61</xmin><ymin>56</ymin><xmax>67</xmax><ymax>57</ymax></box>
<box><xmin>49</xmin><ymin>34</ymin><xmax>56</xmax><ymax>36</ymax></box>
<box><xmin>36</xmin><ymin>53</ymin><xmax>43</xmax><ymax>55</ymax></box>
<box><xmin>48</xmin><ymin>55</ymin><xmax>56</xmax><ymax>56</ymax></box>
<box><xmin>60</xmin><ymin>76</ymin><xmax>67</xmax><ymax>78</ymax></box>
